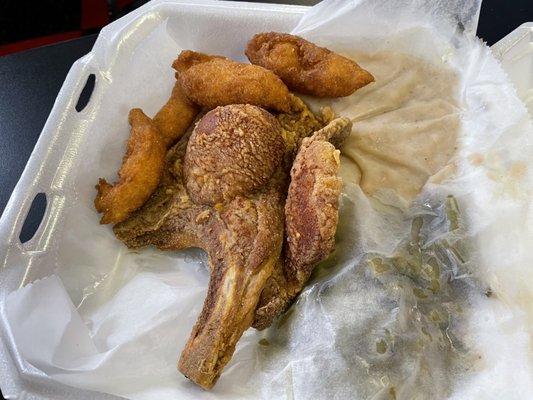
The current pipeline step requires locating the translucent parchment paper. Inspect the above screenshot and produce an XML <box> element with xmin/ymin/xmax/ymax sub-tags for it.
<box><xmin>5</xmin><ymin>0</ymin><xmax>533</xmax><ymax>399</ymax></box>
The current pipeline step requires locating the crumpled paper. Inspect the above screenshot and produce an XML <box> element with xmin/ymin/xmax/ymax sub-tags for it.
<box><xmin>5</xmin><ymin>0</ymin><xmax>533</xmax><ymax>399</ymax></box>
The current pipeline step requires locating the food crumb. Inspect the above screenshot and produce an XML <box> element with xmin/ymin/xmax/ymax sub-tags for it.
<box><xmin>468</xmin><ymin>153</ymin><xmax>484</xmax><ymax>166</ymax></box>
<box><xmin>376</xmin><ymin>339</ymin><xmax>387</xmax><ymax>354</ymax></box>
<box><xmin>509</xmin><ymin>161</ymin><xmax>527</xmax><ymax>180</ymax></box>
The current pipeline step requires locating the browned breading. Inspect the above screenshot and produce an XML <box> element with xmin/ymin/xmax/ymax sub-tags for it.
<box><xmin>184</xmin><ymin>104</ymin><xmax>285</xmax><ymax>205</ymax></box>
<box><xmin>112</xmin><ymin>98</ymin><xmax>345</xmax><ymax>389</ymax></box>
<box><xmin>173</xmin><ymin>50</ymin><xmax>292</xmax><ymax>112</ymax></box>
<box><xmin>252</xmin><ymin>258</ymin><xmax>291</xmax><ymax>331</ymax></box>
<box><xmin>178</xmin><ymin>187</ymin><xmax>284</xmax><ymax>389</ymax></box>
<box><xmin>246</xmin><ymin>32</ymin><xmax>374</xmax><ymax>97</ymax></box>
<box><xmin>115</xmin><ymin>150</ymin><xmax>284</xmax><ymax>391</ymax></box>
<box><xmin>95</xmin><ymin>81</ymin><xmax>199</xmax><ymax>225</ymax></box>
<box><xmin>253</xmin><ymin>117</ymin><xmax>352</xmax><ymax>330</ymax></box>
<box><xmin>284</xmin><ymin>119</ymin><xmax>351</xmax><ymax>282</ymax></box>
<box><xmin>153</xmin><ymin>81</ymin><xmax>200</xmax><ymax>147</ymax></box>
<box><xmin>94</xmin><ymin>109</ymin><xmax>166</xmax><ymax>224</ymax></box>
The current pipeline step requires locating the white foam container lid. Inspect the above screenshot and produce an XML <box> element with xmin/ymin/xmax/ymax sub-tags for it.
<box><xmin>492</xmin><ymin>22</ymin><xmax>533</xmax><ymax>115</ymax></box>
<box><xmin>0</xmin><ymin>0</ymin><xmax>530</xmax><ymax>397</ymax></box>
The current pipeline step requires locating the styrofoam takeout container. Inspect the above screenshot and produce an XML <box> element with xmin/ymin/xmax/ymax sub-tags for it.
<box><xmin>0</xmin><ymin>0</ymin><xmax>530</xmax><ymax>397</ymax></box>
<box><xmin>491</xmin><ymin>22</ymin><xmax>533</xmax><ymax>116</ymax></box>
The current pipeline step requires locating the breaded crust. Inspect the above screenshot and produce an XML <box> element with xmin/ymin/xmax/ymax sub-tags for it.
<box><xmin>284</xmin><ymin>139</ymin><xmax>341</xmax><ymax>282</ymax></box>
<box><xmin>95</xmin><ymin>109</ymin><xmax>166</xmax><ymax>224</ymax></box>
<box><xmin>246</xmin><ymin>32</ymin><xmax>374</xmax><ymax>97</ymax></box>
<box><xmin>153</xmin><ymin>81</ymin><xmax>200</xmax><ymax>147</ymax></box>
<box><xmin>184</xmin><ymin>104</ymin><xmax>285</xmax><ymax>205</ymax></box>
<box><xmin>252</xmin><ymin>117</ymin><xmax>352</xmax><ymax>330</ymax></box>
<box><xmin>173</xmin><ymin>50</ymin><xmax>292</xmax><ymax>112</ymax></box>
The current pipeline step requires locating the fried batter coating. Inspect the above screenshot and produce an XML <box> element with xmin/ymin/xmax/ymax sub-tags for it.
<box><xmin>94</xmin><ymin>109</ymin><xmax>166</xmax><ymax>224</ymax></box>
<box><xmin>284</xmin><ymin>119</ymin><xmax>351</xmax><ymax>282</ymax></box>
<box><xmin>184</xmin><ymin>104</ymin><xmax>285</xmax><ymax>205</ymax></box>
<box><xmin>173</xmin><ymin>50</ymin><xmax>292</xmax><ymax>112</ymax></box>
<box><xmin>113</xmin><ymin>97</ymin><xmax>332</xmax><ymax>388</ymax></box>
<box><xmin>246</xmin><ymin>32</ymin><xmax>374</xmax><ymax>97</ymax></box>
<box><xmin>114</xmin><ymin>111</ymin><xmax>286</xmax><ymax>390</ymax></box>
<box><xmin>253</xmin><ymin>117</ymin><xmax>352</xmax><ymax>330</ymax></box>
<box><xmin>153</xmin><ymin>81</ymin><xmax>200</xmax><ymax>147</ymax></box>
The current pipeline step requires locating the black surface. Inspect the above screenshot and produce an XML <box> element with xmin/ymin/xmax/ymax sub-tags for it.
<box><xmin>18</xmin><ymin>192</ymin><xmax>47</xmax><ymax>243</ymax></box>
<box><xmin>0</xmin><ymin>35</ymin><xmax>96</xmax><ymax>234</ymax></box>
<box><xmin>478</xmin><ymin>0</ymin><xmax>530</xmax><ymax>45</ymax></box>
<box><xmin>76</xmin><ymin>73</ymin><xmax>97</xmax><ymax>112</ymax></box>
<box><xmin>0</xmin><ymin>1</ymin><xmax>81</xmax><ymax>45</ymax></box>
<box><xmin>0</xmin><ymin>1</ymin><xmax>531</xmax><ymax>398</ymax></box>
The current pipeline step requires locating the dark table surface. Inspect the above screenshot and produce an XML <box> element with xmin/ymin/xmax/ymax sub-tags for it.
<box><xmin>0</xmin><ymin>0</ymin><xmax>531</xmax><ymax>398</ymax></box>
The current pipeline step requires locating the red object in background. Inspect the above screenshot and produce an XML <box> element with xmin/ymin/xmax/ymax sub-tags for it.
<box><xmin>0</xmin><ymin>0</ymin><xmax>128</xmax><ymax>56</ymax></box>
<box><xmin>116</xmin><ymin>0</ymin><xmax>136</xmax><ymax>9</ymax></box>
<box><xmin>81</xmin><ymin>0</ymin><xmax>109</xmax><ymax>30</ymax></box>
<box><xmin>0</xmin><ymin>31</ymin><xmax>82</xmax><ymax>57</ymax></box>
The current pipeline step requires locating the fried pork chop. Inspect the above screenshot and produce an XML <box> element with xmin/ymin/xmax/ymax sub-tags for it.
<box><xmin>113</xmin><ymin>96</ymin><xmax>351</xmax><ymax>388</ymax></box>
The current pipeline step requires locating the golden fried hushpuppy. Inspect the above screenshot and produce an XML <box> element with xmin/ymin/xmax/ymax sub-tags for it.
<box><xmin>153</xmin><ymin>81</ymin><xmax>200</xmax><ymax>147</ymax></box>
<box><xmin>246</xmin><ymin>32</ymin><xmax>374</xmax><ymax>97</ymax></box>
<box><xmin>95</xmin><ymin>109</ymin><xmax>166</xmax><ymax>224</ymax></box>
<box><xmin>173</xmin><ymin>50</ymin><xmax>292</xmax><ymax>112</ymax></box>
